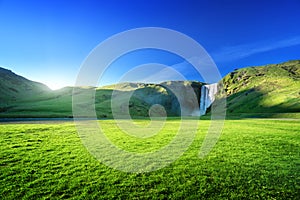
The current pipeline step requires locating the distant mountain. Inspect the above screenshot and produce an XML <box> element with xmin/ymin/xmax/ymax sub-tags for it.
<box><xmin>221</xmin><ymin>60</ymin><xmax>300</xmax><ymax>118</ymax></box>
<box><xmin>0</xmin><ymin>67</ymin><xmax>49</xmax><ymax>103</ymax></box>
<box><xmin>0</xmin><ymin>60</ymin><xmax>299</xmax><ymax>118</ymax></box>
<box><xmin>96</xmin><ymin>81</ymin><xmax>203</xmax><ymax>117</ymax></box>
<box><xmin>0</xmin><ymin>66</ymin><xmax>203</xmax><ymax>118</ymax></box>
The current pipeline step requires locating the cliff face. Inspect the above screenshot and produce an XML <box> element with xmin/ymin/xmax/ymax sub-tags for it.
<box><xmin>109</xmin><ymin>81</ymin><xmax>204</xmax><ymax>118</ymax></box>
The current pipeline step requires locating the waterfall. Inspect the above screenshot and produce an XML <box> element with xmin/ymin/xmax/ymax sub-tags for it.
<box><xmin>199</xmin><ymin>83</ymin><xmax>218</xmax><ymax>115</ymax></box>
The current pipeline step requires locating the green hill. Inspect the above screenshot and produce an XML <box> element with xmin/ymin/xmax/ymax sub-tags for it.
<box><xmin>92</xmin><ymin>81</ymin><xmax>202</xmax><ymax>118</ymax></box>
<box><xmin>0</xmin><ymin>67</ymin><xmax>54</xmax><ymax>115</ymax></box>
<box><xmin>0</xmin><ymin>60</ymin><xmax>299</xmax><ymax>119</ymax></box>
<box><xmin>0</xmin><ymin>67</ymin><xmax>203</xmax><ymax>118</ymax></box>
<box><xmin>221</xmin><ymin>60</ymin><xmax>300</xmax><ymax>118</ymax></box>
<box><xmin>0</xmin><ymin>67</ymin><xmax>50</xmax><ymax>102</ymax></box>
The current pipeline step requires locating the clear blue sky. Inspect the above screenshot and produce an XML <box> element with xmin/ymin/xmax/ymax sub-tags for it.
<box><xmin>0</xmin><ymin>0</ymin><xmax>300</xmax><ymax>89</ymax></box>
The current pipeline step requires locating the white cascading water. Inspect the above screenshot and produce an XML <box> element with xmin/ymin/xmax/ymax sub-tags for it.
<box><xmin>199</xmin><ymin>83</ymin><xmax>218</xmax><ymax>115</ymax></box>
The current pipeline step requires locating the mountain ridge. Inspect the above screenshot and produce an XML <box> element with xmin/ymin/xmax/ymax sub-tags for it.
<box><xmin>0</xmin><ymin>59</ymin><xmax>299</xmax><ymax>118</ymax></box>
<box><xmin>0</xmin><ymin>67</ymin><xmax>50</xmax><ymax>103</ymax></box>
<box><xmin>220</xmin><ymin>60</ymin><xmax>300</xmax><ymax>118</ymax></box>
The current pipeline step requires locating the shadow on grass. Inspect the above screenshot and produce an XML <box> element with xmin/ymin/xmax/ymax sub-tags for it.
<box><xmin>207</xmin><ymin>87</ymin><xmax>300</xmax><ymax>119</ymax></box>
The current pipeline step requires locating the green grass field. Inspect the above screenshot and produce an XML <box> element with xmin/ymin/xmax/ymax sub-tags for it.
<box><xmin>0</xmin><ymin>119</ymin><xmax>299</xmax><ymax>199</ymax></box>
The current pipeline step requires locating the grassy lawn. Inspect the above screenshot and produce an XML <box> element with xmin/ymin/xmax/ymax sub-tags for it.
<box><xmin>0</xmin><ymin>119</ymin><xmax>299</xmax><ymax>199</ymax></box>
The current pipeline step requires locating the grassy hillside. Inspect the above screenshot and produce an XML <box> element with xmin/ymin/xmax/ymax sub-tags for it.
<box><xmin>1</xmin><ymin>60</ymin><xmax>300</xmax><ymax>118</ymax></box>
<box><xmin>0</xmin><ymin>68</ymin><xmax>203</xmax><ymax>118</ymax></box>
<box><xmin>0</xmin><ymin>67</ymin><xmax>50</xmax><ymax>103</ymax></box>
<box><xmin>221</xmin><ymin>60</ymin><xmax>300</xmax><ymax>118</ymax></box>
<box><xmin>95</xmin><ymin>81</ymin><xmax>202</xmax><ymax>118</ymax></box>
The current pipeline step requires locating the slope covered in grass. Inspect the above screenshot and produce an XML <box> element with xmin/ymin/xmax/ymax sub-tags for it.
<box><xmin>0</xmin><ymin>68</ymin><xmax>202</xmax><ymax>118</ymax></box>
<box><xmin>0</xmin><ymin>67</ymin><xmax>50</xmax><ymax>107</ymax></box>
<box><xmin>221</xmin><ymin>60</ymin><xmax>300</xmax><ymax>118</ymax></box>
<box><xmin>1</xmin><ymin>60</ymin><xmax>300</xmax><ymax>118</ymax></box>
<box><xmin>95</xmin><ymin>81</ymin><xmax>202</xmax><ymax>118</ymax></box>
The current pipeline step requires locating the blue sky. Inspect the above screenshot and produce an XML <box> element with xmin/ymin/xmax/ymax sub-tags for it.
<box><xmin>0</xmin><ymin>0</ymin><xmax>300</xmax><ymax>89</ymax></box>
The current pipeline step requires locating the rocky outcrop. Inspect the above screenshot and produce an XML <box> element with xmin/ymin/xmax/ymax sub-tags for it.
<box><xmin>111</xmin><ymin>81</ymin><xmax>204</xmax><ymax>117</ymax></box>
<box><xmin>118</xmin><ymin>81</ymin><xmax>218</xmax><ymax>117</ymax></box>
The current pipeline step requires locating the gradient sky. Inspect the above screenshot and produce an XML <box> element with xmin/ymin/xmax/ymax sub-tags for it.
<box><xmin>0</xmin><ymin>0</ymin><xmax>300</xmax><ymax>89</ymax></box>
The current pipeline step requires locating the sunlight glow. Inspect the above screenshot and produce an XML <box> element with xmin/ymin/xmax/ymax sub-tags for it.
<box><xmin>44</xmin><ymin>81</ymin><xmax>67</xmax><ymax>90</ymax></box>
